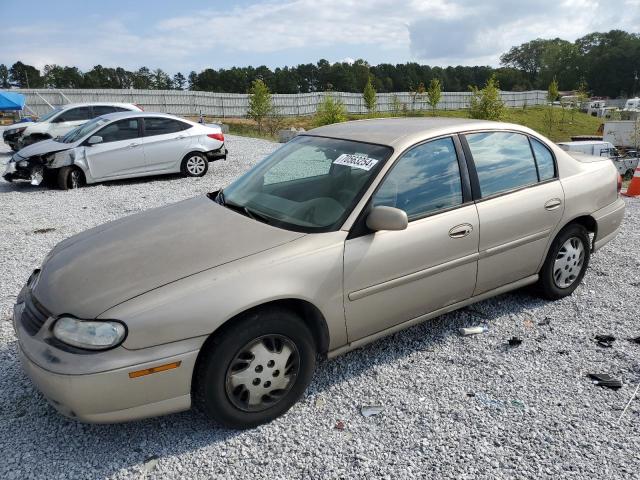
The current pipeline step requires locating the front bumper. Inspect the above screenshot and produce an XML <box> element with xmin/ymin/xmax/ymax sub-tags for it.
<box><xmin>14</xmin><ymin>281</ymin><xmax>204</xmax><ymax>423</ymax></box>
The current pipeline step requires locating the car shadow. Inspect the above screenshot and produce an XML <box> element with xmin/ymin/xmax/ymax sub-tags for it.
<box><xmin>0</xmin><ymin>287</ymin><xmax>546</xmax><ymax>478</ymax></box>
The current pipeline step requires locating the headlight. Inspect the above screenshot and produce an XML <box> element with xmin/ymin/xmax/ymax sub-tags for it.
<box><xmin>8</xmin><ymin>127</ymin><xmax>27</xmax><ymax>135</ymax></box>
<box><xmin>52</xmin><ymin>317</ymin><xmax>127</xmax><ymax>350</ymax></box>
<box><xmin>18</xmin><ymin>160</ymin><xmax>29</xmax><ymax>168</ymax></box>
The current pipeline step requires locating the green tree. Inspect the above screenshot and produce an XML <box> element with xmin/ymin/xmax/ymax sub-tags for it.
<box><xmin>173</xmin><ymin>72</ymin><xmax>186</xmax><ymax>90</ymax></box>
<box><xmin>409</xmin><ymin>82</ymin><xmax>426</xmax><ymax>111</ymax></box>
<box><xmin>9</xmin><ymin>62</ymin><xmax>43</xmax><ymax>88</ymax></box>
<box><xmin>362</xmin><ymin>76</ymin><xmax>377</xmax><ymax>114</ymax></box>
<box><xmin>390</xmin><ymin>94</ymin><xmax>403</xmax><ymax>115</ymax></box>
<box><xmin>544</xmin><ymin>77</ymin><xmax>559</xmax><ymax>134</ymax></box>
<box><xmin>247</xmin><ymin>79</ymin><xmax>273</xmax><ymax>133</ymax></box>
<box><xmin>314</xmin><ymin>94</ymin><xmax>347</xmax><ymax>126</ymax></box>
<box><xmin>468</xmin><ymin>75</ymin><xmax>505</xmax><ymax>121</ymax></box>
<box><xmin>426</xmin><ymin>78</ymin><xmax>442</xmax><ymax>115</ymax></box>
<box><xmin>152</xmin><ymin>69</ymin><xmax>172</xmax><ymax>90</ymax></box>
<box><xmin>0</xmin><ymin>64</ymin><xmax>10</xmax><ymax>88</ymax></box>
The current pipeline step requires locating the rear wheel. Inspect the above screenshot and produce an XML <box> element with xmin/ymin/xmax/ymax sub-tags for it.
<box><xmin>57</xmin><ymin>166</ymin><xmax>85</xmax><ymax>190</ymax></box>
<box><xmin>181</xmin><ymin>153</ymin><xmax>208</xmax><ymax>177</ymax></box>
<box><xmin>194</xmin><ymin>307</ymin><xmax>316</xmax><ymax>429</ymax></box>
<box><xmin>537</xmin><ymin>224</ymin><xmax>590</xmax><ymax>300</ymax></box>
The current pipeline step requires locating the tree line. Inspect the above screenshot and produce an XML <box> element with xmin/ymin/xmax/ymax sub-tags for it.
<box><xmin>0</xmin><ymin>30</ymin><xmax>637</xmax><ymax>97</ymax></box>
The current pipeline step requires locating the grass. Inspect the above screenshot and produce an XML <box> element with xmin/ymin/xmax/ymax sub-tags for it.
<box><xmin>200</xmin><ymin>106</ymin><xmax>603</xmax><ymax>143</ymax></box>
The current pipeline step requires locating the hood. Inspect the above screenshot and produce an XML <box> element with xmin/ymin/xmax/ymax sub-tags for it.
<box><xmin>33</xmin><ymin>196</ymin><xmax>305</xmax><ymax>318</ymax></box>
<box><xmin>5</xmin><ymin>121</ymin><xmax>35</xmax><ymax>132</ymax></box>
<box><xmin>16</xmin><ymin>138</ymin><xmax>71</xmax><ymax>159</ymax></box>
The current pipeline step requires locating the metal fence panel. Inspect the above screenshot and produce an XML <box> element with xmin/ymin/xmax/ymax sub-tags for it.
<box><xmin>10</xmin><ymin>88</ymin><xmax>548</xmax><ymax>118</ymax></box>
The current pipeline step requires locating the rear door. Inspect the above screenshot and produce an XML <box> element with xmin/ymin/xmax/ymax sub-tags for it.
<box><xmin>84</xmin><ymin>118</ymin><xmax>145</xmax><ymax>179</ymax></box>
<box><xmin>343</xmin><ymin>136</ymin><xmax>479</xmax><ymax>341</ymax></box>
<box><xmin>141</xmin><ymin>117</ymin><xmax>193</xmax><ymax>172</ymax></box>
<box><xmin>49</xmin><ymin>106</ymin><xmax>92</xmax><ymax>137</ymax></box>
<box><xmin>461</xmin><ymin>131</ymin><xmax>564</xmax><ymax>294</ymax></box>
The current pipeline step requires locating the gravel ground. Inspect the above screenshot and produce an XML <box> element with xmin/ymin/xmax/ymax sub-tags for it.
<box><xmin>1</xmin><ymin>134</ymin><xmax>639</xmax><ymax>479</ymax></box>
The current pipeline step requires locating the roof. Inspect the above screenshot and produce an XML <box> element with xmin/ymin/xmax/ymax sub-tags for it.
<box><xmin>305</xmin><ymin>117</ymin><xmax>527</xmax><ymax>148</ymax></box>
<box><xmin>56</xmin><ymin>102</ymin><xmax>139</xmax><ymax>110</ymax></box>
<box><xmin>97</xmin><ymin>111</ymin><xmax>189</xmax><ymax>121</ymax></box>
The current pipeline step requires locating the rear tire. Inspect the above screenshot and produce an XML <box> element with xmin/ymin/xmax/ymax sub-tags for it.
<box><xmin>193</xmin><ymin>307</ymin><xmax>316</xmax><ymax>429</ymax></box>
<box><xmin>537</xmin><ymin>223</ymin><xmax>591</xmax><ymax>300</ymax></box>
<box><xmin>181</xmin><ymin>153</ymin><xmax>208</xmax><ymax>177</ymax></box>
<box><xmin>57</xmin><ymin>166</ymin><xmax>85</xmax><ymax>190</ymax></box>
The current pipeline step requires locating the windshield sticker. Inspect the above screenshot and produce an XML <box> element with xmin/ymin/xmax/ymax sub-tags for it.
<box><xmin>333</xmin><ymin>154</ymin><xmax>379</xmax><ymax>171</ymax></box>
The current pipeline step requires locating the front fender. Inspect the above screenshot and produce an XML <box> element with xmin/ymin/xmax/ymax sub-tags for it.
<box><xmin>99</xmin><ymin>232</ymin><xmax>348</xmax><ymax>351</ymax></box>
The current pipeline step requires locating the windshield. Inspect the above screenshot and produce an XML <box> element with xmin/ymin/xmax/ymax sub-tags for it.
<box><xmin>37</xmin><ymin>107</ymin><xmax>62</xmax><ymax>123</ymax></box>
<box><xmin>60</xmin><ymin>117</ymin><xmax>109</xmax><ymax>143</ymax></box>
<box><xmin>221</xmin><ymin>135</ymin><xmax>393</xmax><ymax>232</ymax></box>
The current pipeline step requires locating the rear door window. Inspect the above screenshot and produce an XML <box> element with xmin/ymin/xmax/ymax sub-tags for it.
<box><xmin>530</xmin><ymin>138</ymin><xmax>556</xmax><ymax>181</ymax></box>
<box><xmin>143</xmin><ymin>117</ymin><xmax>190</xmax><ymax>136</ymax></box>
<box><xmin>465</xmin><ymin>131</ymin><xmax>538</xmax><ymax>197</ymax></box>
<box><xmin>92</xmin><ymin>106</ymin><xmax>117</xmax><ymax>117</ymax></box>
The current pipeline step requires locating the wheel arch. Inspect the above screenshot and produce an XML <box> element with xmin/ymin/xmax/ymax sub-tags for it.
<box><xmin>563</xmin><ymin>214</ymin><xmax>598</xmax><ymax>250</ymax></box>
<box><xmin>190</xmin><ymin>298</ymin><xmax>330</xmax><ymax>392</ymax></box>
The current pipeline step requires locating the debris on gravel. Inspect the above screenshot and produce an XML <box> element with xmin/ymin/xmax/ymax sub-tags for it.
<box><xmin>1</xmin><ymin>136</ymin><xmax>639</xmax><ymax>479</ymax></box>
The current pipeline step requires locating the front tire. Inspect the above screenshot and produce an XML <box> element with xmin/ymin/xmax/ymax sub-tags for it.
<box><xmin>181</xmin><ymin>153</ymin><xmax>208</xmax><ymax>177</ymax></box>
<box><xmin>57</xmin><ymin>166</ymin><xmax>85</xmax><ymax>190</ymax></box>
<box><xmin>538</xmin><ymin>223</ymin><xmax>591</xmax><ymax>300</ymax></box>
<box><xmin>194</xmin><ymin>307</ymin><xmax>317</xmax><ymax>429</ymax></box>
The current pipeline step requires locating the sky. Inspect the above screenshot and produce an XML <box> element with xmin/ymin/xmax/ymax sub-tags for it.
<box><xmin>1</xmin><ymin>0</ymin><xmax>639</xmax><ymax>74</ymax></box>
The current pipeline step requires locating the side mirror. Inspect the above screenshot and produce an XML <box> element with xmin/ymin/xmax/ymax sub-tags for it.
<box><xmin>366</xmin><ymin>206</ymin><xmax>408</xmax><ymax>232</ymax></box>
<box><xmin>87</xmin><ymin>135</ymin><xmax>103</xmax><ymax>145</ymax></box>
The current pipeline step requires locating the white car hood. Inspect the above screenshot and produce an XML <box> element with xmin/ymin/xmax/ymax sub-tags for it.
<box><xmin>15</xmin><ymin>138</ymin><xmax>75</xmax><ymax>158</ymax></box>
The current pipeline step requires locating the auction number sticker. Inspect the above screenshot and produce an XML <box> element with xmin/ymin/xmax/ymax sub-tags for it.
<box><xmin>333</xmin><ymin>154</ymin><xmax>378</xmax><ymax>171</ymax></box>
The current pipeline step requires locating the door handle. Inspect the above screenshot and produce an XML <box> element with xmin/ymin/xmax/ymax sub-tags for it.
<box><xmin>128</xmin><ymin>143</ymin><xmax>140</xmax><ymax>148</ymax></box>
<box><xmin>449</xmin><ymin>223</ymin><xmax>473</xmax><ymax>239</ymax></box>
<box><xmin>177</xmin><ymin>135</ymin><xmax>186</xmax><ymax>140</ymax></box>
<box><xmin>544</xmin><ymin>198</ymin><xmax>562</xmax><ymax>210</ymax></box>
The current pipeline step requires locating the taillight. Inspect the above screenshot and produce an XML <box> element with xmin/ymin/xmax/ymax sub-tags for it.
<box><xmin>617</xmin><ymin>174</ymin><xmax>622</xmax><ymax>195</ymax></box>
<box><xmin>207</xmin><ymin>132</ymin><xmax>224</xmax><ymax>142</ymax></box>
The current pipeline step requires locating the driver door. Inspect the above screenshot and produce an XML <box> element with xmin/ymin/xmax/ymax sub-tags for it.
<box><xmin>84</xmin><ymin>118</ymin><xmax>146</xmax><ymax>179</ymax></box>
<box><xmin>343</xmin><ymin>137</ymin><xmax>479</xmax><ymax>341</ymax></box>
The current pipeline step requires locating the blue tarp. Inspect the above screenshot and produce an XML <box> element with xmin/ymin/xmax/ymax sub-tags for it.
<box><xmin>0</xmin><ymin>91</ymin><xmax>25</xmax><ymax>111</ymax></box>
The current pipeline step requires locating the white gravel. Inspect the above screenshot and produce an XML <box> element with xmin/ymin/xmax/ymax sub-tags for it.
<box><xmin>1</xmin><ymin>135</ymin><xmax>639</xmax><ymax>479</ymax></box>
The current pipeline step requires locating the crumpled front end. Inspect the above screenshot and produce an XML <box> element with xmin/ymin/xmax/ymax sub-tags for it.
<box><xmin>3</xmin><ymin>148</ymin><xmax>74</xmax><ymax>186</ymax></box>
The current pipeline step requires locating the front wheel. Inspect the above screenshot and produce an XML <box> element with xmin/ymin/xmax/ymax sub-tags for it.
<box><xmin>194</xmin><ymin>308</ymin><xmax>317</xmax><ymax>429</ymax></box>
<box><xmin>537</xmin><ymin>224</ymin><xmax>591</xmax><ymax>300</ymax></box>
<box><xmin>181</xmin><ymin>153</ymin><xmax>208</xmax><ymax>177</ymax></box>
<box><xmin>57</xmin><ymin>166</ymin><xmax>85</xmax><ymax>190</ymax></box>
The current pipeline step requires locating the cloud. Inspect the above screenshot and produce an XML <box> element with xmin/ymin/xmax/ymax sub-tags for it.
<box><xmin>1</xmin><ymin>0</ymin><xmax>638</xmax><ymax>72</ymax></box>
<box><xmin>407</xmin><ymin>0</ymin><xmax>640</xmax><ymax>63</ymax></box>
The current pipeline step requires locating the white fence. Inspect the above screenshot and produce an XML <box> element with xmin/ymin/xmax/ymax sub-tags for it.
<box><xmin>12</xmin><ymin>89</ymin><xmax>548</xmax><ymax>118</ymax></box>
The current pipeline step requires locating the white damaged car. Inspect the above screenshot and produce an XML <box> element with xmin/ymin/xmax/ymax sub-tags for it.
<box><xmin>3</xmin><ymin>112</ymin><xmax>227</xmax><ymax>189</ymax></box>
